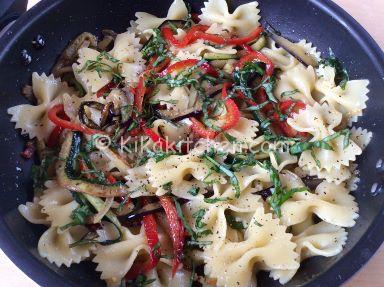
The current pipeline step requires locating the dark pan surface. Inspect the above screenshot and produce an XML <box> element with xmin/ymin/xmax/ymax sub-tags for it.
<box><xmin>0</xmin><ymin>0</ymin><xmax>383</xmax><ymax>286</ymax></box>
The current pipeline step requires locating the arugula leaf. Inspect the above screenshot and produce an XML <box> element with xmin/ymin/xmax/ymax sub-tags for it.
<box><xmin>225</xmin><ymin>212</ymin><xmax>245</xmax><ymax>230</ymax></box>
<box><xmin>319</xmin><ymin>48</ymin><xmax>349</xmax><ymax>89</ymax></box>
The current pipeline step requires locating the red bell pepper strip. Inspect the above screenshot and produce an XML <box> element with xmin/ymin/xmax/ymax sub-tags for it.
<box><xmin>226</xmin><ymin>27</ymin><xmax>264</xmax><ymax>45</ymax></box>
<box><xmin>106</xmin><ymin>174</ymin><xmax>117</xmax><ymax>184</ymax></box>
<box><xmin>159</xmin><ymin>196</ymin><xmax>185</xmax><ymax>276</ymax></box>
<box><xmin>270</xmin><ymin>100</ymin><xmax>307</xmax><ymax>137</ymax></box>
<box><xmin>190</xmin><ymin>117</ymin><xmax>218</xmax><ymax>139</ymax></box>
<box><xmin>235</xmin><ymin>50</ymin><xmax>274</xmax><ymax>77</ymax></box>
<box><xmin>125</xmin><ymin>201</ymin><xmax>161</xmax><ymax>280</ymax></box>
<box><xmin>162</xmin><ymin>25</ymin><xmax>264</xmax><ymax>48</ymax></box>
<box><xmin>242</xmin><ymin>44</ymin><xmax>254</xmax><ymax>53</ymax></box>
<box><xmin>157</xmin><ymin>59</ymin><xmax>218</xmax><ymax>78</ymax></box>
<box><xmin>133</xmin><ymin>75</ymin><xmax>146</xmax><ymax>113</ymax></box>
<box><xmin>142</xmin><ymin>126</ymin><xmax>174</xmax><ymax>151</ymax></box>
<box><xmin>190</xmin><ymin>83</ymin><xmax>240</xmax><ymax>138</ymax></box>
<box><xmin>147</xmin><ymin>55</ymin><xmax>171</xmax><ymax>73</ymax></box>
<box><xmin>96</xmin><ymin>82</ymin><xmax>118</xmax><ymax>98</ymax></box>
<box><xmin>219</xmin><ymin>83</ymin><xmax>241</xmax><ymax>131</ymax></box>
<box><xmin>46</xmin><ymin>110</ymin><xmax>70</xmax><ymax>148</ymax></box>
<box><xmin>48</xmin><ymin>104</ymin><xmax>100</xmax><ymax>135</ymax></box>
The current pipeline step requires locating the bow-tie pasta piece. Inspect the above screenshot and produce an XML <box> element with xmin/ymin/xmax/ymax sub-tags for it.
<box><xmin>8</xmin><ymin>73</ymin><xmax>73</xmax><ymax>140</ymax></box>
<box><xmin>274</xmin><ymin>65</ymin><xmax>317</xmax><ymax>105</ymax></box>
<box><xmin>93</xmin><ymin>226</ymin><xmax>149</xmax><ymax>285</ymax></box>
<box><xmin>39</xmin><ymin>180</ymin><xmax>79</xmax><ymax>228</ymax></box>
<box><xmin>316</xmin><ymin>65</ymin><xmax>369</xmax><ymax>123</ymax></box>
<box><xmin>271</xmin><ymin>221</ymin><xmax>347</xmax><ymax>283</ymax></box>
<box><xmin>38</xmin><ymin>225</ymin><xmax>93</xmax><ymax>267</ymax></box>
<box><xmin>287</xmin><ymin>102</ymin><xmax>342</xmax><ymax>140</ymax></box>
<box><xmin>199</xmin><ymin>0</ymin><xmax>260</xmax><ymax>36</ymax></box>
<box><xmin>280</xmin><ymin>171</ymin><xmax>358</xmax><ymax>227</ymax></box>
<box><xmin>135</xmin><ymin>0</ymin><xmax>188</xmax><ymax>32</ymax></box>
<box><xmin>18</xmin><ymin>196</ymin><xmax>49</xmax><ymax>225</ymax></box>
<box><xmin>204</xmin><ymin>207</ymin><xmax>299</xmax><ymax>287</ymax></box>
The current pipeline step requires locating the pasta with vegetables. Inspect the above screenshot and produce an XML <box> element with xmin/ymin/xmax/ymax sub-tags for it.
<box><xmin>9</xmin><ymin>0</ymin><xmax>371</xmax><ymax>286</ymax></box>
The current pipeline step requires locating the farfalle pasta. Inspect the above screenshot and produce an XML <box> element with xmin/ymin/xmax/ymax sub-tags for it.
<box><xmin>9</xmin><ymin>0</ymin><xmax>371</xmax><ymax>286</ymax></box>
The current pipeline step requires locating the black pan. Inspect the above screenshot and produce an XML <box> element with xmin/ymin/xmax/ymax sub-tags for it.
<box><xmin>0</xmin><ymin>0</ymin><xmax>383</xmax><ymax>286</ymax></box>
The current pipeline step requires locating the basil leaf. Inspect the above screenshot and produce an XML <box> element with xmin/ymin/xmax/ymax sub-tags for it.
<box><xmin>280</xmin><ymin>89</ymin><xmax>300</xmax><ymax>98</ymax></box>
<box><xmin>319</xmin><ymin>48</ymin><xmax>349</xmax><ymax>90</ymax></box>
<box><xmin>204</xmin><ymin>197</ymin><xmax>231</xmax><ymax>204</ymax></box>
<box><xmin>225</xmin><ymin>212</ymin><xmax>245</xmax><ymax>230</ymax></box>
<box><xmin>187</xmin><ymin>186</ymin><xmax>200</xmax><ymax>196</ymax></box>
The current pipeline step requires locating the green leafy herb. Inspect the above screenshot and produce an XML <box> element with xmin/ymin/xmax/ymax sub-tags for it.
<box><xmin>260</xmin><ymin>76</ymin><xmax>278</xmax><ymax>103</ymax></box>
<box><xmin>186</xmin><ymin>240</ymin><xmax>213</xmax><ymax>248</ymax></box>
<box><xmin>311</xmin><ymin>150</ymin><xmax>321</xmax><ymax>168</ymax></box>
<box><xmin>290</xmin><ymin>129</ymin><xmax>351</xmax><ymax>155</ymax></box>
<box><xmin>193</xmin><ymin>209</ymin><xmax>207</xmax><ymax>229</ymax></box>
<box><xmin>261</xmin><ymin>161</ymin><xmax>307</xmax><ymax>217</ymax></box>
<box><xmin>148</xmin><ymin>99</ymin><xmax>178</xmax><ymax>105</ymax></box>
<box><xmin>280</xmin><ymin>89</ymin><xmax>300</xmax><ymax>98</ymax></box>
<box><xmin>79</xmin><ymin>51</ymin><xmax>122</xmax><ymax>83</ymax></box>
<box><xmin>204</xmin><ymin>197</ymin><xmax>231</xmax><ymax>204</ymax></box>
<box><xmin>242</xmin><ymin>101</ymin><xmax>270</xmax><ymax>111</ymax></box>
<box><xmin>60</xmin><ymin>205</ymin><xmax>93</xmax><ymax>230</ymax></box>
<box><xmin>187</xmin><ymin>186</ymin><xmax>200</xmax><ymax>196</ymax></box>
<box><xmin>201</xmin><ymin>148</ymin><xmax>241</xmax><ymax>198</ymax></box>
<box><xmin>228</xmin><ymin>152</ymin><xmax>260</xmax><ymax>172</ymax></box>
<box><xmin>174</xmin><ymin>198</ymin><xmax>197</xmax><ymax>239</ymax></box>
<box><xmin>126</xmin><ymin>274</ymin><xmax>156</xmax><ymax>287</ymax></box>
<box><xmin>162</xmin><ymin>181</ymin><xmax>173</xmax><ymax>192</ymax></box>
<box><xmin>223</xmin><ymin>132</ymin><xmax>238</xmax><ymax>143</ymax></box>
<box><xmin>141</xmin><ymin>28</ymin><xmax>168</xmax><ymax>61</ymax></box>
<box><xmin>233</xmin><ymin>61</ymin><xmax>264</xmax><ymax>99</ymax></box>
<box><xmin>30</xmin><ymin>152</ymin><xmax>57</xmax><ymax>193</ymax></box>
<box><xmin>225</xmin><ymin>212</ymin><xmax>245</xmax><ymax>230</ymax></box>
<box><xmin>68</xmin><ymin>221</ymin><xmax>122</xmax><ymax>247</ymax></box>
<box><xmin>319</xmin><ymin>48</ymin><xmax>349</xmax><ymax>89</ymax></box>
